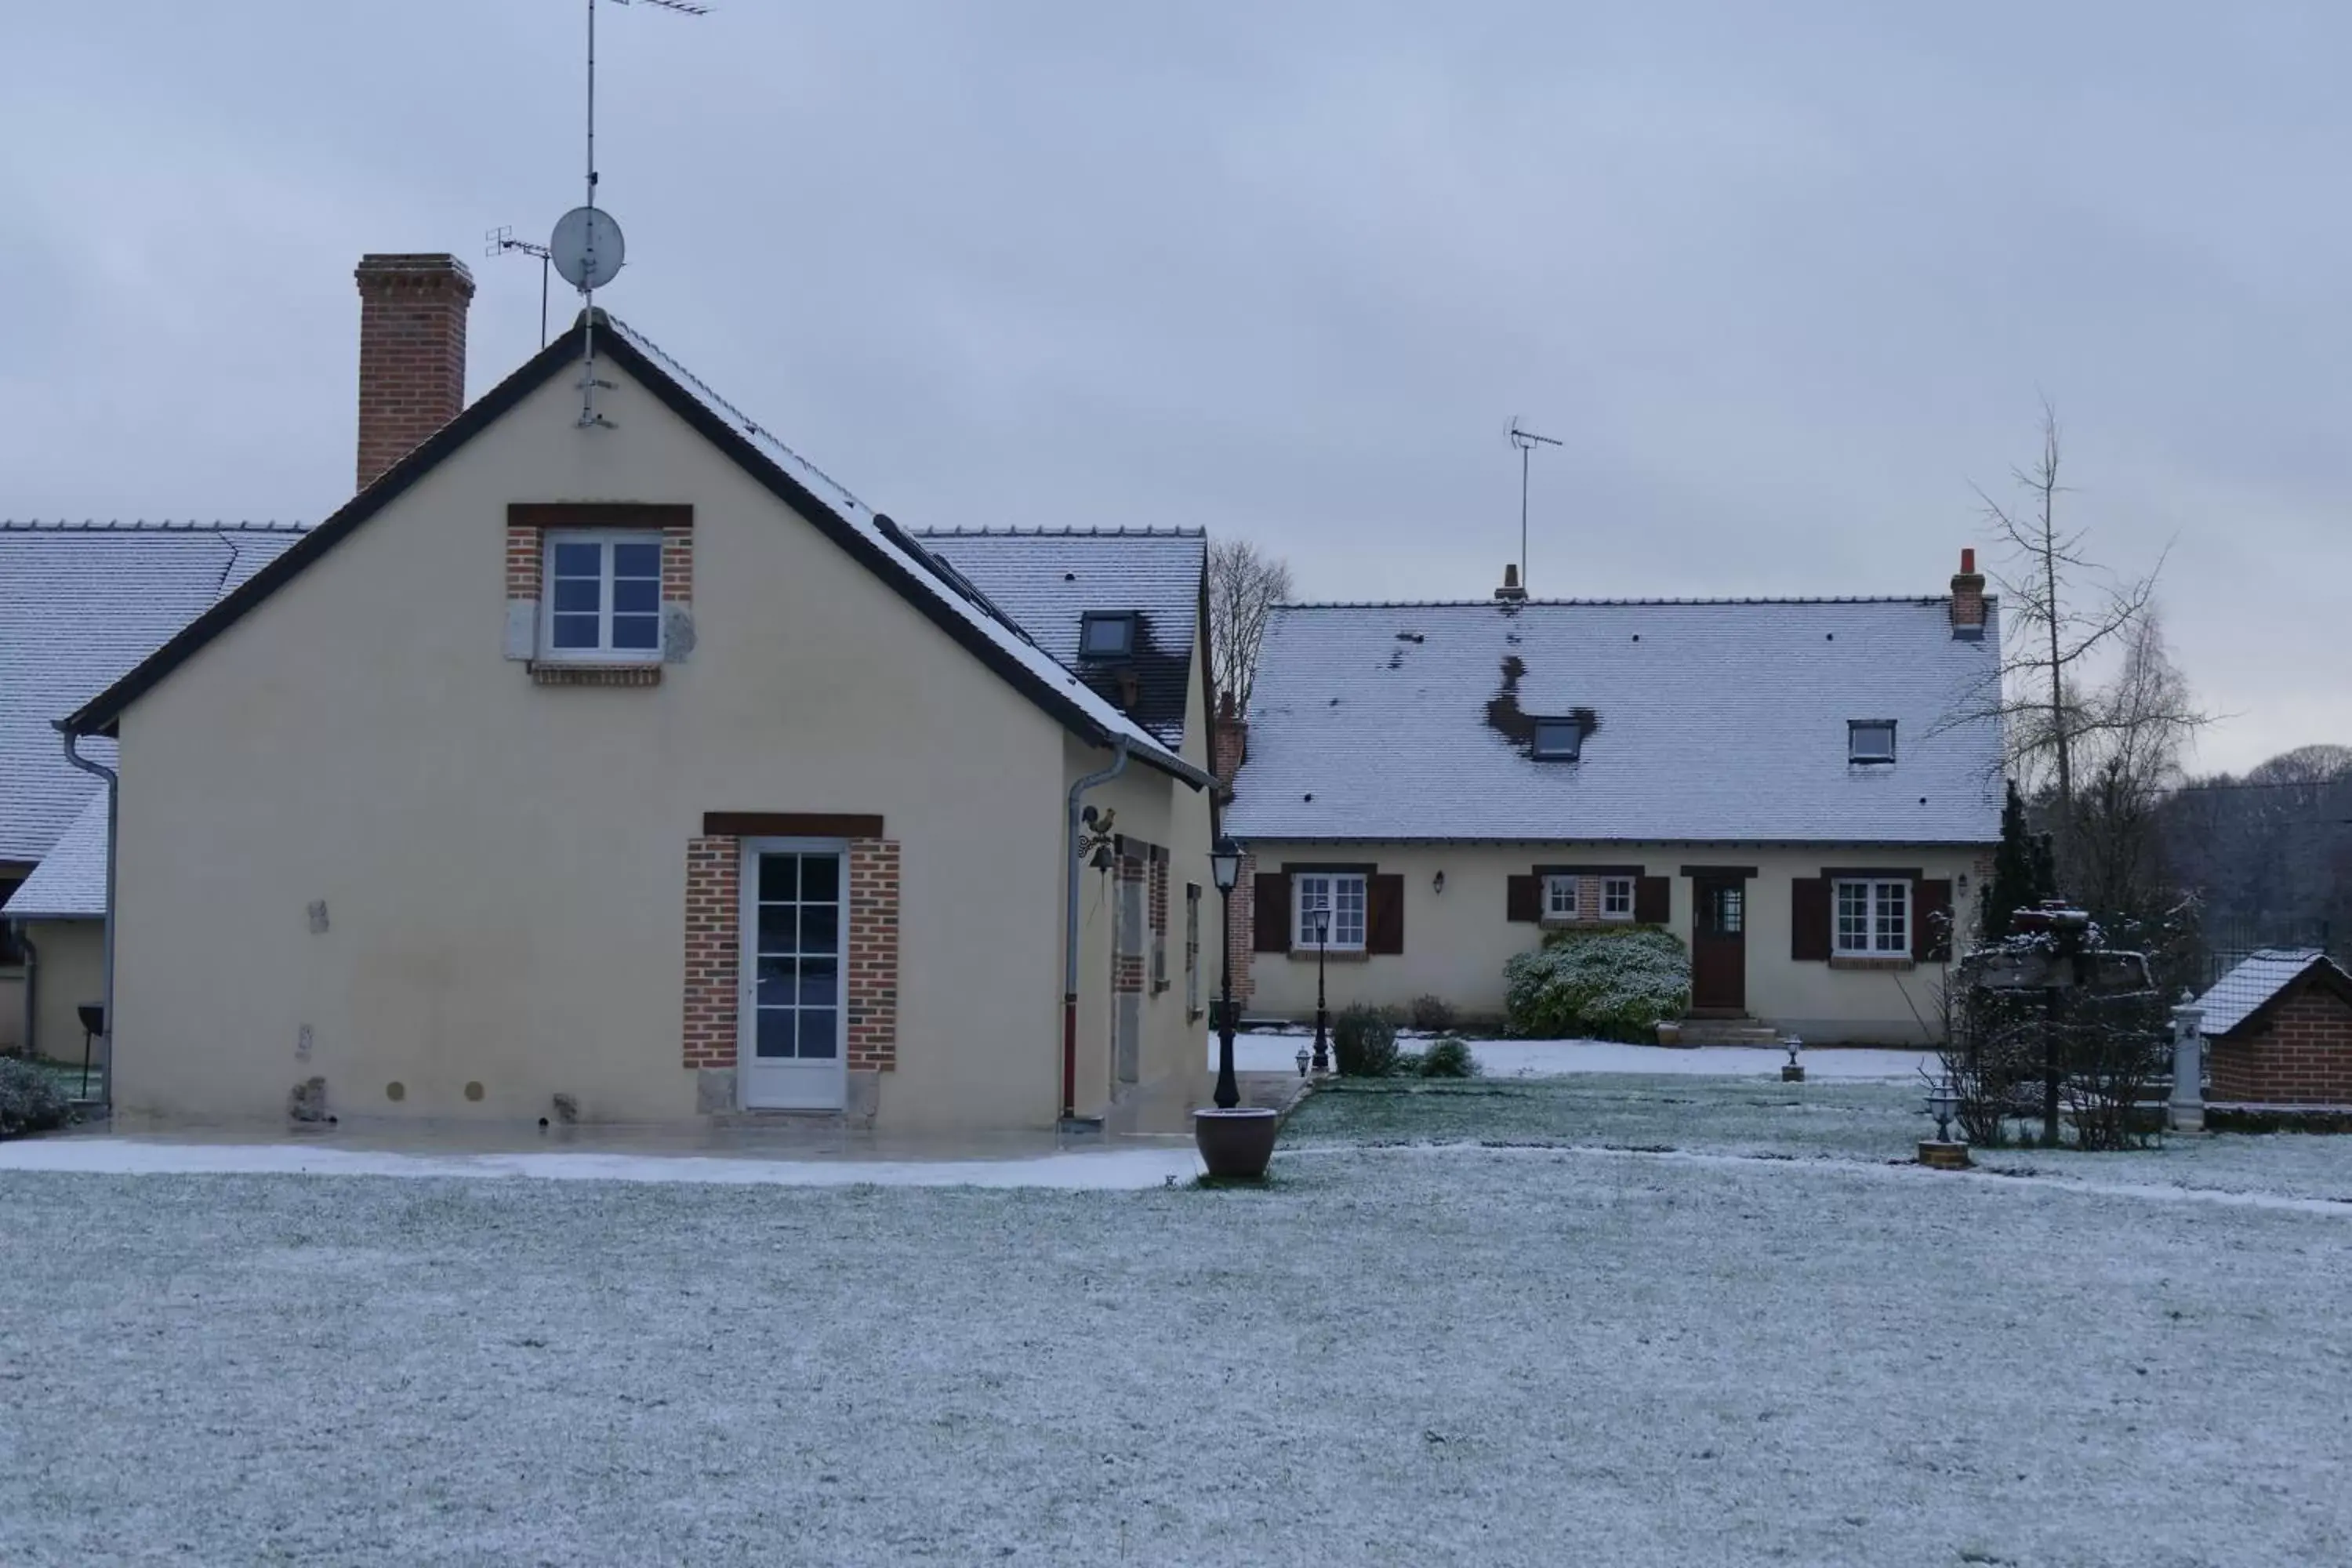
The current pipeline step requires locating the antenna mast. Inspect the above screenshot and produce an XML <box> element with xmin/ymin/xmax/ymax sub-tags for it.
<box><xmin>1508</xmin><ymin>418</ymin><xmax>1562</xmax><ymax>594</ymax></box>
<box><xmin>485</xmin><ymin>228</ymin><xmax>554</xmax><ymax>348</ymax></box>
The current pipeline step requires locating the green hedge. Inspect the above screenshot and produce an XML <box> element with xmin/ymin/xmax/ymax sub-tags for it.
<box><xmin>1503</xmin><ymin>926</ymin><xmax>1691</xmax><ymax>1042</ymax></box>
<box><xmin>0</xmin><ymin>1059</ymin><xmax>72</xmax><ymax>1139</ymax></box>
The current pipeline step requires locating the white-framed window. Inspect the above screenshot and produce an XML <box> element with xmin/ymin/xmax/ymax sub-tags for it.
<box><xmin>1835</xmin><ymin>878</ymin><xmax>1910</xmax><ymax>955</ymax></box>
<box><xmin>1848</xmin><ymin>720</ymin><xmax>1897</xmax><ymax>764</ymax></box>
<box><xmin>543</xmin><ymin>532</ymin><xmax>662</xmax><ymax>662</ymax></box>
<box><xmin>1544</xmin><ymin>874</ymin><xmax>1581</xmax><ymax>920</ymax></box>
<box><xmin>1293</xmin><ymin>873</ymin><xmax>1367</xmax><ymax>951</ymax></box>
<box><xmin>1601</xmin><ymin>876</ymin><xmax>1635</xmax><ymax>920</ymax></box>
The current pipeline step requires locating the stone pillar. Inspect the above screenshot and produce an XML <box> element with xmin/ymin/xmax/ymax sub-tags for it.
<box><xmin>2169</xmin><ymin>1003</ymin><xmax>2206</xmax><ymax>1135</ymax></box>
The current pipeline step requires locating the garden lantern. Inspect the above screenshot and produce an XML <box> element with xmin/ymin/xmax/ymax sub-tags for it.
<box><xmin>1296</xmin><ymin>1045</ymin><xmax>1311</xmax><ymax>1079</ymax></box>
<box><xmin>1209</xmin><ymin>836</ymin><xmax>1243</xmax><ymax>1111</ymax></box>
<box><xmin>1926</xmin><ymin>1080</ymin><xmax>1961</xmax><ymax>1145</ymax></box>
<box><xmin>1310</xmin><ymin>903</ymin><xmax>1333</xmax><ymax>1074</ymax></box>
<box><xmin>1781</xmin><ymin>1036</ymin><xmax>1804</xmax><ymax>1083</ymax></box>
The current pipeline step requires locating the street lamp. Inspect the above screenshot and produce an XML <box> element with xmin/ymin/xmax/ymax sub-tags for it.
<box><xmin>1310</xmin><ymin>902</ymin><xmax>1333</xmax><ymax>1074</ymax></box>
<box><xmin>1209</xmin><ymin>836</ymin><xmax>1243</xmax><ymax>1110</ymax></box>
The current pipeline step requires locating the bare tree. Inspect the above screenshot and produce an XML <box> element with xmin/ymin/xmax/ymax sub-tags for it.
<box><xmin>1207</xmin><ymin>538</ymin><xmax>1294</xmax><ymax>714</ymax></box>
<box><xmin>1956</xmin><ymin>401</ymin><xmax>2198</xmax><ymax>869</ymax></box>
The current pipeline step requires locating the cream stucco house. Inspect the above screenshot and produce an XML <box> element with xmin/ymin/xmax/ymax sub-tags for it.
<box><xmin>1221</xmin><ymin>562</ymin><xmax>2004</xmax><ymax>1044</ymax></box>
<box><xmin>58</xmin><ymin>253</ymin><xmax>1219</xmax><ymax>1131</ymax></box>
<box><xmin>2</xmin><ymin>521</ymin><xmax>307</xmax><ymax>1075</ymax></box>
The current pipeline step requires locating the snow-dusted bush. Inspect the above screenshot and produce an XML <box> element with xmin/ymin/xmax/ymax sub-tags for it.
<box><xmin>1504</xmin><ymin>927</ymin><xmax>1692</xmax><ymax>1042</ymax></box>
<box><xmin>1407</xmin><ymin>994</ymin><xmax>1458</xmax><ymax>1033</ymax></box>
<box><xmin>1417</xmin><ymin>1038</ymin><xmax>1479</xmax><ymax>1079</ymax></box>
<box><xmin>1332</xmin><ymin>1004</ymin><xmax>1402</xmax><ymax>1077</ymax></box>
<box><xmin>0</xmin><ymin>1059</ymin><xmax>71</xmax><ymax>1139</ymax></box>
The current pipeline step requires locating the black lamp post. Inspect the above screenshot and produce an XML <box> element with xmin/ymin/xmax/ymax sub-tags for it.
<box><xmin>1310</xmin><ymin>902</ymin><xmax>1332</xmax><ymax>1074</ymax></box>
<box><xmin>1210</xmin><ymin>836</ymin><xmax>1243</xmax><ymax>1110</ymax></box>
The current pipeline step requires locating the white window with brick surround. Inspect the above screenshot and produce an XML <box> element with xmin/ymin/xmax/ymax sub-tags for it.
<box><xmin>1601</xmin><ymin>876</ymin><xmax>1635</xmax><ymax>921</ymax></box>
<box><xmin>1835</xmin><ymin>878</ymin><xmax>1910</xmax><ymax>956</ymax></box>
<box><xmin>1293</xmin><ymin>873</ymin><xmax>1366</xmax><ymax>952</ymax></box>
<box><xmin>1544</xmin><ymin>874</ymin><xmax>1580</xmax><ymax>920</ymax></box>
<box><xmin>543</xmin><ymin>532</ymin><xmax>662</xmax><ymax>662</ymax></box>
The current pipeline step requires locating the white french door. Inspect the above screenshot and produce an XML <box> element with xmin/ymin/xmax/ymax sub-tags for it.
<box><xmin>738</xmin><ymin>841</ymin><xmax>848</xmax><ymax>1110</ymax></box>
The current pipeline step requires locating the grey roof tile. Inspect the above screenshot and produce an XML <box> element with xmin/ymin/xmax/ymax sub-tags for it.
<box><xmin>1225</xmin><ymin>596</ymin><xmax>2005</xmax><ymax>843</ymax></box>
<box><xmin>909</xmin><ymin>528</ymin><xmax>1204</xmax><ymax>747</ymax></box>
<box><xmin>2194</xmin><ymin>948</ymin><xmax>2341</xmax><ymax>1036</ymax></box>
<box><xmin>0</xmin><ymin>521</ymin><xmax>306</xmax><ymax>863</ymax></box>
<box><xmin>2</xmin><ymin>792</ymin><xmax>107</xmax><ymax>917</ymax></box>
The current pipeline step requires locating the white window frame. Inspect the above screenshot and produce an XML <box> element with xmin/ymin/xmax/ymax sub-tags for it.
<box><xmin>1600</xmin><ymin>876</ymin><xmax>1635</xmax><ymax>921</ymax></box>
<box><xmin>1834</xmin><ymin>877</ymin><xmax>1911</xmax><ymax>956</ymax></box>
<box><xmin>1543</xmin><ymin>874</ymin><xmax>1581</xmax><ymax>920</ymax></box>
<box><xmin>542</xmin><ymin>530</ymin><xmax>664</xmax><ymax>664</ymax></box>
<box><xmin>1293</xmin><ymin>872</ymin><xmax>1367</xmax><ymax>953</ymax></box>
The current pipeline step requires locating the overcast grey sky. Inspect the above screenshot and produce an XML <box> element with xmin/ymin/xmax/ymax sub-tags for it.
<box><xmin>4</xmin><ymin>2</ymin><xmax>2343</xmax><ymax>772</ymax></box>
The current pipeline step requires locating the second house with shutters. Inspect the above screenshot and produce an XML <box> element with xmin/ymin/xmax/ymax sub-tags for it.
<box><xmin>1215</xmin><ymin>557</ymin><xmax>2005</xmax><ymax>1045</ymax></box>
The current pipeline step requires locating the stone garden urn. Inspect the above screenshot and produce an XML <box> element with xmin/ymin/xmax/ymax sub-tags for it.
<box><xmin>1193</xmin><ymin>1107</ymin><xmax>1280</xmax><ymax>1179</ymax></box>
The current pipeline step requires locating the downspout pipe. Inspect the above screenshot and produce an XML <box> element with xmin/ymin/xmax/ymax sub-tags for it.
<box><xmin>12</xmin><ymin>925</ymin><xmax>33</xmax><ymax>1066</ymax></box>
<box><xmin>56</xmin><ymin>724</ymin><xmax>115</xmax><ymax>1109</ymax></box>
<box><xmin>1063</xmin><ymin>736</ymin><xmax>1129</xmax><ymax>1122</ymax></box>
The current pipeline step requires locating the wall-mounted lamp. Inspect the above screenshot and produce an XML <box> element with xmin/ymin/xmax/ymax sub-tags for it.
<box><xmin>1957</xmin><ymin>872</ymin><xmax>1969</xmax><ymax>897</ymax></box>
<box><xmin>1432</xmin><ymin>870</ymin><xmax>1446</xmax><ymax>895</ymax></box>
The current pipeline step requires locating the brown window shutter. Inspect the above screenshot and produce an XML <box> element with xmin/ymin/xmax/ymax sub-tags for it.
<box><xmin>1791</xmin><ymin>877</ymin><xmax>1830</xmax><ymax>961</ymax></box>
<box><xmin>1367</xmin><ymin>873</ymin><xmax>1405</xmax><ymax>955</ymax></box>
<box><xmin>1506</xmin><ymin>874</ymin><xmax>1541</xmax><ymax>924</ymax></box>
<box><xmin>1915</xmin><ymin>877</ymin><xmax>1954</xmax><ymax>961</ymax></box>
<box><xmin>1634</xmin><ymin>875</ymin><xmax>1670</xmax><ymax>924</ymax></box>
<box><xmin>1253</xmin><ymin>873</ymin><xmax>1290</xmax><ymax>953</ymax></box>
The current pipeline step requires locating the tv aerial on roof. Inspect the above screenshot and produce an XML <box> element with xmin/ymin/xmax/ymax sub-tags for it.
<box><xmin>561</xmin><ymin>0</ymin><xmax>709</xmax><ymax>429</ymax></box>
<box><xmin>1507</xmin><ymin>417</ymin><xmax>1562</xmax><ymax>595</ymax></box>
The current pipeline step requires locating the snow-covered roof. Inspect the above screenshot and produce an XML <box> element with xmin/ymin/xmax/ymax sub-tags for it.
<box><xmin>0</xmin><ymin>521</ymin><xmax>305</xmax><ymax>864</ymax></box>
<box><xmin>910</xmin><ymin>528</ymin><xmax>1205</xmax><ymax>748</ymax></box>
<box><xmin>2194</xmin><ymin>949</ymin><xmax>2347</xmax><ymax>1036</ymax></box>
<box><xmin>2</xmin><ymin>793</ymin><xmax>106</xmax><ymax>918</ymax></box>
<box><xmin>1225</xmin><ymin>596</ymin><xmax>2004</xmax><ymax>843</ymax></box>
<box><xmin>604</xmin><ymin>319</ymin><xmax>1204</xmax><ymax>784</ymax></box>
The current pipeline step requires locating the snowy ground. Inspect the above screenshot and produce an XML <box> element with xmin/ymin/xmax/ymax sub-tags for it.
<box><xmin>5</xmin><ymin>1076</ymin><xmax>2350</xmax><ymax>1566</ymax></box>
<box><xmin>1212</xmin><ymin>1029</ymin><xmax>1935</xmax><ymax>1080</ymax></box>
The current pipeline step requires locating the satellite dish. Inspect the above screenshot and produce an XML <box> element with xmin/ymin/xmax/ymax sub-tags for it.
<box><xmin>550</xmin><ymin>206</ymin><xmax>625</xmax><ymax>291</ymax></box>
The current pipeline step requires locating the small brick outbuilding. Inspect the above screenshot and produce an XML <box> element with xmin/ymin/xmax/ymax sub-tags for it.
<box><xmin>2194</xmin><ymin>949</ymin><xmax>2352</xmax><ymax>1106</ymax></box>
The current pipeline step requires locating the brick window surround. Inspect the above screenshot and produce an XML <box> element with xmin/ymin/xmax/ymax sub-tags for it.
<box><xmin>681</xmin><ymin>822</ymin><xmax>900</xmax><ymax>1083</ymax></box>
<box><xmin>506</xmin><ymin>503</ymin><xmax>693</xmax><ymax>685</ymax></box>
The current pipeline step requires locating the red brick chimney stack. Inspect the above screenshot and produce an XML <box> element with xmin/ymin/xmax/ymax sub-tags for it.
<box><xmin>1213</xmin><ymin>691</ymin><xmax>1249</xmax><ymax>793</ymax></box>
<box><xmin>354</xmin><ymin>254</ymin><xmax>476</xmax><ymax>491</ymax></box>
<box><xmin>1949</xmin><ymin>547</ymin><xmax>1987</xmax><ymax>637</ymax></box>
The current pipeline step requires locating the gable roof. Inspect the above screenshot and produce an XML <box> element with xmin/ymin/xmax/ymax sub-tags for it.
<box><xmin>1225</xmin><ymin>596</ymin><xmax>2004</xmax><ymax>844</ymax></box>
<box><xmin>1</xmin><ymin>520</ymin><xmax>306</xmax><ymax>863</ymax></box>
<box><xmin>1</xmin><ymin>792</ymin><xmax>106</xmax><ymax>918</ymax></box>
<box><xmin>910</xmin><ymin>528</ymin><xmax>1207</xmax><ymax>749</ymax></box>
<box><xmin>60</xmin><ymin>315</ymin><xmax>1207</xmax><ymax>790</ymax></box>
<box><xmin>2194</xmin><ymin>948</ymin><xmax>2352</xmax><ymax>1037</ymax></box>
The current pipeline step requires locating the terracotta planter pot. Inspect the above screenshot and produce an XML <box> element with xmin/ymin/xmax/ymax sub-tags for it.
<box><xmin>1193</xmin><ymin>1107</ymin><xmax>1280</xmax><ymax>1179</ymax></box>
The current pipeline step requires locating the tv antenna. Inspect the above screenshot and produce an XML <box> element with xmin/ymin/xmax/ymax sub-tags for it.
<box><xmin>1508</xmin><ymin>418</ymin><xmax>1562</xmax><ymax>593</ymax></box>
<box><xmin>485</xmin><ymin>227</ymin><xmax>554</xmax><ymax>348</ymax></box>
<box><xmin>558</xmin><ymin>0</ymin><xmax>709</xmax><ymax>428</ymax></box>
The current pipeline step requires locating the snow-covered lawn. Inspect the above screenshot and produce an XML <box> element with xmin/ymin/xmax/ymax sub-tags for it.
<box><xmin>5</xmin><ymin>1076</ymin><xmax>2350</xmax><ymax>1566</ymax></box>
<box><xmin>1212</xmin><ymin>1028</ymin><xmax>1934</xmax><ymax>1080</ymax></box>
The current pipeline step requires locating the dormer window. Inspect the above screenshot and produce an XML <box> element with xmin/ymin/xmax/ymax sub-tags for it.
<box><xmin>1080</xmin><ymin>611</ymin><xmax>1136</xmax><ymax>660</ymax></box>
<box><xmin>1531</xmin><ymin>718</ymin><xmax>1582</xmax><ymax>761</ymax></box>
<box><xmin>1849</xmin><ymin>720</ymin><xmax>1897</xmax><ymax>764</ymax></box>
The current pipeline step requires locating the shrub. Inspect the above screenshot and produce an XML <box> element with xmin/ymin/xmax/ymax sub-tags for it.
<box><xmin>0</xmin><ymin>1059</ymin><xmax>71</xmax><ymax>1139</ymax></box>
<box><xmin>1418</xmin><ymin>1037</ymin><xmax>1479</xmax><ymax>1078</ymax></box>
<box><xmin>1407</xmin><ymin>994</ymin><xmax>1458</xmax><ymax>1034</ymax></box>
<box><xmin>1331</xmin><ymin>1003</ymin><xmax>1402</xmax><ymax>1077</ymax></box>
<box><xmin>1504</xmin><ymin>926</ymin><xmax>1692</xmax><ymax>1041</ymax></box>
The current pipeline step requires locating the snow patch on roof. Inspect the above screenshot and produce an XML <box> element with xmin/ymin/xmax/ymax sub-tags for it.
<box><xmin>2</xmin><ymin>793</ymin><xmax>106</xmax><ymax>918</ymax></box>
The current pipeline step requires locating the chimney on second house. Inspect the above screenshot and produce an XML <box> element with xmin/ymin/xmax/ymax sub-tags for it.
<box><xmin>1949</xmin><ymin>547</ymin><xmax>1987</xmax><ymax>638</ymax></box>
<box><xmin>1494</xmin><ymin>563</ymin><xmax>1528</xmax><ymax>602</ymax></box>
<box><xmin>354</xmin><ymin>253</ymin><xmax>476</xmax><ymax>491</ymax></box>
<box><xmin>1213</xmin><ymin>691</ymin><xmax>1249</xmax><ymax>793</ymax></box>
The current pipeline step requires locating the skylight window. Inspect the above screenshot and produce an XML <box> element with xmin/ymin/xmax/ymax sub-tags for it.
<box><xmin>1531</xmin><ymin>718</ymin><xmax>1582</xmax><ymax>761</ymax></box>
<box><xmin>1080</xmin><ymin>611</ymin><xmax>1137</xmax><ymax>660</ymax></box>
<box><xmin>1849</xmin><ymin>720</ymin><xmax>1897</xmax><ymax>764</ymax></box>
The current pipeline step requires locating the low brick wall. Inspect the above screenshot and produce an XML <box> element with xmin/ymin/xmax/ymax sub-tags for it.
<box><xmin>2209</xmin><ymin>988</ymin><xmax>2352</xmax><ymax>1105</ymax></box>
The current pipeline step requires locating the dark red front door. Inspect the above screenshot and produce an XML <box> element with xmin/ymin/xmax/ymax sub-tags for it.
<box><xmin>1690</xmin><ymin>876</ymin><xmax>1748</xmax><ymax>1014</ymax></box>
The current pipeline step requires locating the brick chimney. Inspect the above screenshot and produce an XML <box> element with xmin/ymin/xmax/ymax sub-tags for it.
<box><xmin>354</xmin><ymin>254</ymin><xmax>476</xmax><ymax>490</ymax></box>
<box><xmin>1949</xmin><ymin>546</ymin><xmax>1987</xmax><ymax>639</ymax></box>
<box><xmin>1494</xmin><ymin>563</ymin><xmax>1528</xmax><ymax>601</ymax></box>
<box><xmin>1213</xmin><ymin>691</ymin><xmax>1248</xmax><ymax>793</ymax></box>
